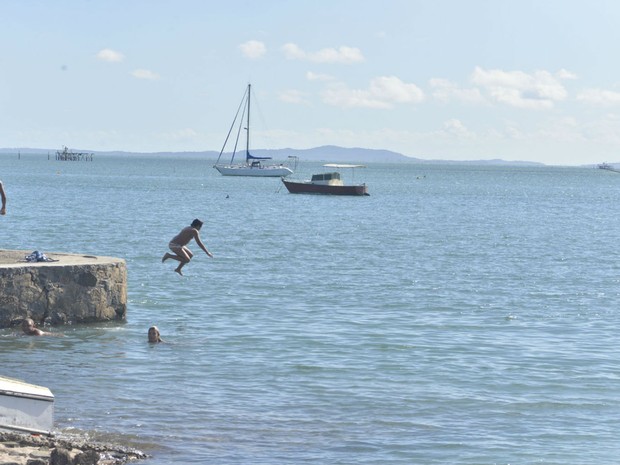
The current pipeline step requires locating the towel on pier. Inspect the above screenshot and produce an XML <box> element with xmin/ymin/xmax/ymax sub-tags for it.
<box><xmin>24</xmin><ymin>250</ymin><xmax>58</xmax><ymax>262</ymax></box>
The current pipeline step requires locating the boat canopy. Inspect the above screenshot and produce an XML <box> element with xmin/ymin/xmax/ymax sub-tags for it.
<box><xmin>323</xmin><ymin>164</ymin><xmax>366</xmax><ymax>168</ymax></box>
<box><xmin>311</xmin><ymin>172</ymin><xmax>341</xmax><ymax>181</ymax></box>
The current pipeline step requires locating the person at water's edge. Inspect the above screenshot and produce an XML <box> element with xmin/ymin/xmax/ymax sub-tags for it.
<box><xmin>0</xmin><ymin>180</ymin><xmax>7</xmax><ymax>215</ymax></box>
<box><xmin>162</xmin><ymin>219</ymin><xmax>213</xmax><ymax>275</ymax></box>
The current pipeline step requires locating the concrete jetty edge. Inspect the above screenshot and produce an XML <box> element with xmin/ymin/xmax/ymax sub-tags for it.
<box><xmin>0</xmin><ymin>249</ymin><xmax>127</xmax><ymax>329</ymax></box>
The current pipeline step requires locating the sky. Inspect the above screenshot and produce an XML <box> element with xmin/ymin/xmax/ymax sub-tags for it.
<box><xmin>2</xmin><ymin>0</ymin><xmax>620</xmax><ymax>165</ymax></box>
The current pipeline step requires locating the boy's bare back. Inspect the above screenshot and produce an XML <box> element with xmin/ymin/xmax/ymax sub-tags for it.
<box><xmin>170</xmin><ymin>226</ymin><xmax>197</xmax><ymax>246</ymax></box>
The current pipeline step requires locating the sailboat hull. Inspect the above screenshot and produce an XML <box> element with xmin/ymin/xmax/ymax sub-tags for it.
<box><xmin>215</xmin><ymin>164</ymin><xmax>293</xmax><ymax>177</ymax></box>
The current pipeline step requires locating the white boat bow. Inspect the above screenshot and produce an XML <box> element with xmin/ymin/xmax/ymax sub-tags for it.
<box><xmin>0</xmin><ymin>376</ymin><xmax>54</xmax><ymax>435</ymax></box>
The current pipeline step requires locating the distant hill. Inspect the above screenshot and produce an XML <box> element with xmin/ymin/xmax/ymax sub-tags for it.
<box><xmin>0</xmin><ymin>145</ymin><xmax>412</xmax><ymax>163</ymax></box>
<box><xmin>0</xmin><ymin>146</ymin><xmax>544</xmax><ymax>166</ymax></box>
<box><xmin>250</xmin><ymin>145</ymin><xmax>413</xmax><ymax>163</ymax></box>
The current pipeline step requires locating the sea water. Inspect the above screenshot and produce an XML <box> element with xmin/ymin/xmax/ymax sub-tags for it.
<box><xmin>1</xmin><ymin>153</ymin><xmax>620</xmax><ymax>464</ymax></box>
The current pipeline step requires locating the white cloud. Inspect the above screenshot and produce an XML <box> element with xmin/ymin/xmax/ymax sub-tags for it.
<box><xmin>321</xmin><ymin>76</ymin><xmax>424</xmax><ymax>109</ymax></box>
<box><xmin>306</xmin><ymin>71</ymin><xmax>334</xmax><ymax>81</ymax></box>
<box><xmin>556</xmin><ymin>69</ymin><xmax>578</xmax><ymax>80</ymax></box>
<box><xmin>96</xmin><ymin>48</ymin><xmax>124</xmax><ymax>63</ymax></box>
<box><xmin>282</xmin><ymin>43</ymin><xmax>364</xmax><ymax>64</ymax></box>
<box><xmin>130</xmin><ymin>69</ymin><xmax>160</xmax><ymax>80</ymax></box>
<box><xmin>580</xmin><ymin>113</ymin><xmax>620</xmax><ymax>144</ymax></box>
<box><xmin>504</xmin><ymin>125</ymin><xmax>523</xmax><ymax>140</ymax></box>
<box><xmin>369</xmin><ymin>76</ymin><xmax>424</xmax><ymax>103</ymax></box>
<box><xmin>471</xmin><ymin>66</ymin><xmax>569</xmax><ymax>109</ymax></box>
<box><xmin>576</xmin><ymin>88</ymin><xmax>620</xmax><ymax>106</ymax></box>
<box><xmin>443</xmin><ymin>119</ymin><xmax>475</xmax><ymax>139</ymax></box>
<box><xmin>538</xmin><ymin>117</ymin><xmax>587</xmax><ymax>143</ymax></box>
<box><xmin>162</xmin><ymin>128</ymin><xmax>198</xmax><ymax>140</ymax></box>
<box><xmin>313</xmin><ymin>46</ymin><xmax>364</xmax><ymax>64</ymax></box>
<box><xmin>282</xmin><ymin>43</ymin><xmax>306</xmax><ymax>60</ymax></box>
<box><xmin>429</xmin><ymin>78</ymin><xmax>484</xmax><ymax>104</ymax></box>
<box><xmin>238</xmin><ymin>40</ymin><xmax>266</xmax><ymax>60</ymax></box>
<box><xmin>279</xmin><ymin>89</ymin><xmax>311</xmax><ymax>105</ymax></box>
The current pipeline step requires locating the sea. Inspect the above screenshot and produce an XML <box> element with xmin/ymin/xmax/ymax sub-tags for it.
<box><xmin>1</xmin><ymin>153</ymin><xmax>620</xmax><ymax>465</ymax></box>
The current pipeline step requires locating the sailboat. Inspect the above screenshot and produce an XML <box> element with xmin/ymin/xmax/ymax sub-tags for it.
<box><xmin>213</xmin><ymin>84</ymin><xmax>294</xmax><ymax>177</ymax></box>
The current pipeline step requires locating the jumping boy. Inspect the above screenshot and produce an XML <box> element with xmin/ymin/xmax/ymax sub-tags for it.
<box><xmin>162</xmin><ymin>218</ymin><xmax>213</xmax><ymax>275</ymax></box>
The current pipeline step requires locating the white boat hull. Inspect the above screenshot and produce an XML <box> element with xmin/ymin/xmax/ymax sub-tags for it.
<box><xmin>214</xmin><ymin>164</ymin><xmax>293</xmax><ymax>177</ymax></box>
<box><xmin>0</xmin><ymin>376</ymin><xmax>54</xmax><ymax>434</ymax></box>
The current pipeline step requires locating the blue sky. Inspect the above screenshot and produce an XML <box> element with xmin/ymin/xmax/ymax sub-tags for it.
<box><xmin>2</xmin><ymin>0</ymin><xmax>620</xmax><ymax>165</ymax></box>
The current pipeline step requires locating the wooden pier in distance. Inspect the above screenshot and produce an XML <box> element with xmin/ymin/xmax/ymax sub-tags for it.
<box><xmin>56</xmin><ymin>146</ymin><xmax>94</xmax><ymax>161</ymax></box>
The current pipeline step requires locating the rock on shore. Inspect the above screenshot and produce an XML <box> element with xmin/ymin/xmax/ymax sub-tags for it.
<box><xmin>0</xmin><ymin>431</ymin><xmax>147</xmax><ymax>465</ymax></box>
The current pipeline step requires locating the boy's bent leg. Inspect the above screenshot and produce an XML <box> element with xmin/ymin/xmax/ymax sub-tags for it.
<box><xmin>168</xmin><ymin>244</ymin><xmax>191</xmax><ymax>275</ymax></box>
<box><xmin>164</xmin><ymin>243</ymin><xmax>188</xmax><ymax>264</ymax></box>
<box><xmin>162</xmin><ymin>253</ymin><xmax>183</xmax><ymax>262</ymax></box>
<box><xmin>175</xmin><ymin>260</ymin><xmax>188</xmax><ymax>275</ymax></box>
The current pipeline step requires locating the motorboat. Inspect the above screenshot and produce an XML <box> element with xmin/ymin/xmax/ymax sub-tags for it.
<box><xmin>0</xmin><ymin>375</ymin><xmax>54</xmax><ymax>435</ymax></box>
<box><xmin>282</xmin><ymin>164</ymin><xmax>369</xmax><ymax>196</ymax></box>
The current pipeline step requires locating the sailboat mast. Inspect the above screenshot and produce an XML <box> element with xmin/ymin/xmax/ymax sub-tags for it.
<box><xmin>246</xmin><ymin>83</ymin><xmax>251</xmax><ymax>159</ymax></box>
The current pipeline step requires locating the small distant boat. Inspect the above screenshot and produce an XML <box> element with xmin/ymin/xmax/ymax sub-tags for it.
<box><xmin>598</xmin><ymin>162</ymin><xmax>620</xmax><ymax>173</ymax></box>
<box><xmin>0</xmin><ymin>375</ymin><xmax>54</xmax><ymax>435</ymax></box>
<box><xmin>213</xmin><ymin>84</ymin><xmax>294</xmax><ymax>177</ymax></box>
<box><xmin>282</xmin><ymin>164</ymin><xmax>369</xmax><ymax>196</ymax></box>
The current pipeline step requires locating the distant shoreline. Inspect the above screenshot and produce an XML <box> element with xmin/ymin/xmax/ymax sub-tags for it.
<box><xmin>0</xmin><ymin>146</ymin><xmax>552</xmax><ymax>166</ymax></box>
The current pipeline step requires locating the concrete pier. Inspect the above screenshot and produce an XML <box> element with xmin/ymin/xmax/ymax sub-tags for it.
<box><xmin>0</xmin><ymin>250</ymin><xmax>126</xmax><ymax>329</ymax></box>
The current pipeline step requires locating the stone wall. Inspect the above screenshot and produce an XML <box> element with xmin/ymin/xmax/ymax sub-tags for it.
<box><xmin>0</xmin><ymin>250</ymin><xmax>127</xmax><ymax>329</ymax></box>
